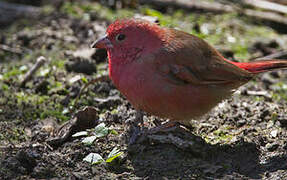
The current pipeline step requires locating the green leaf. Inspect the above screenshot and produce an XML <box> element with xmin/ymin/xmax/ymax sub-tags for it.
<box><xmin>1</xmin><ymin>83</ymin><xmax>9</xmax><ymax>91</ymax></box>
<box><xmin>94</xmin><ymin>123</ymin><xmax>109</xmax><ymax>138</ymax></box>
<box><xmin>83</xmin><ymin>153</ymin><xmax>104</xmax><ymax>165</ymax></box>
<box><xmin>81</xmin><ymin>76</ymin><xmax>88</xmax><ymax>84</ymax></box>
<box><xmin>106</xmin><ymin>147</ymin><xmax>123</xmax><ymax>163</ymax></box>
<box><xmin>39</xmin><ymin>68</ymin><xmax>50</xmax><ymax>76</ymax></box>
<box><xmin>72</xmin><ymin>131</ymin><xmax>88</xmax><ymax>137</ymax></box>
<box><xmin>19</xmin><ymin>65</ymin><xmax>28</xmax><ymax>72</ymax></box>
<box><xmin>82</xmin><ymin>135</ymin><xmax>97</xmax><ymax>144</ymax></box>
<box><xmin>62</xmin><ymin>108</ymin><xmax>69</xmax><ymax>115</ymax></box>
<box><xmin>144</xmin><ymin>8</ymin><xmax>162</xmax><ymax>18</ymax></box>
<box><xmin>109</xmin><ymin>129</ymin><xmax>118</xmax><ymax>135</ymax></box>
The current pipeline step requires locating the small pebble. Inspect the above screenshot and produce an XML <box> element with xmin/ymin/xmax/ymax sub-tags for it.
<box><xmin>265</xmin><ymin>142</ymin><xmax>279</xmax><ymax>151</ymax></box>
<box><xmin>270</xmin><ymin>129</ymin><xmax>278</xmax><ymax>138</ymax></box>
<box><xmin>237</xmin><ymin>119</ymin><xmax>246</xmax><ymax>127</ymax></box>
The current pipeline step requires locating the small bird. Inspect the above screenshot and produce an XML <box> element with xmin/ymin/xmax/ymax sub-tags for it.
<box><xmin>92</xmin><ymin>19</ymin><xmax>287</xmax><ymax>124</ymax></box>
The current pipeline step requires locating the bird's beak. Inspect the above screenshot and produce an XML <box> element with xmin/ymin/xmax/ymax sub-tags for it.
<box><xmin>91</xmin><ymin>35</ymin><xmax>113</xmax><ymax>49</ymax></box>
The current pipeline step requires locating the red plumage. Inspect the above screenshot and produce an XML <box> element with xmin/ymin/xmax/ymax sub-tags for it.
<box><xmin>92</xmin><ymin>19</ymin><xmax>287</xmax><ymax>122</ymax></box>
<box><xmin>231</xmin><ymin>59</ymin><xmax>287</xmax><ymax>73</ymax></box>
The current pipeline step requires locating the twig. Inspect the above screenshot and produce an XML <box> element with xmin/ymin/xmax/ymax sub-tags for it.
<box><xmin>73</xmin><ymin>75</ymin><xmax>110</xmax><ymax>108</ymax></box>
<box><xmin>140</xmin><ymin>0</ymin><xmax>235</xmax><ymax>13</ymax></box>
<box><xmin>0</xmin><ymin>44</ymin><xmax>23</xmax><ymax>54</ymax></box>
<box><xmin>267</xmin><ymin>0</ymin><xmax>287</xmax><ymax>5</ymax></box>
<box><xmin>0</xmin><ymin>142</ymin><xmax>52</xmax><ymax>151</ymax></box>
<box><xmin>245</xmin><ymin>90</ymin><xmax>272</xmax><ymax>99</ymax></box>
<box><xmin>0</xmin><ymin>1</ymin><xmax>41</xmax><ymax>24</ymax></box>
<box><xmin>140</xmin><ymin>0</ymin><xmax>287</xmax><ymax>27</ymax></box>
<box><xmin>0</xmin><ymin>2</ymin><xmax>40</xmax><ymax>14</ymax></box>
<box><xmin>242</xmin><ymin>0</ymin><xmax>287</xmax><ymax>14</ymax></box>
<box><xmin>243</xmin><ymin>9</ymin><xmax>287</xmax><ymax>26</ymax></box>
<box><xmin>20</xmin><ymin>56</ymin><xmax>46</xmax><ymax>87</ymax></box>
<box><xmin>255</xmin><ymin>50</ymin><xmax>287</xmax><ymax>60</ymax></box>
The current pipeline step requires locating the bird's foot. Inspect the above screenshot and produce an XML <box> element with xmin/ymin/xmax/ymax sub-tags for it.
<box><xmin>129</xmin><ymin>119</ymin><xmax>187</xmax><ymax>144</ymax></box>
<box><xmin>146</xmin><ymin>121</ymin><xmax>180</xmax><ymax>134</ymax></box>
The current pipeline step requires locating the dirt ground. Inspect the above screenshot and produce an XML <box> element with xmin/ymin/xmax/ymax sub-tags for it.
<box><xmin>1</xmin><ymin>1</ymin><xmax>287</xmax><ymax>179</ymax></box>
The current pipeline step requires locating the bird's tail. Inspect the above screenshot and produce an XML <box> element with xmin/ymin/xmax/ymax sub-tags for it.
<box><xmin>231</xmin><ymin>59</ymin><xmax>287</xmax><ymax>74</ymax></box>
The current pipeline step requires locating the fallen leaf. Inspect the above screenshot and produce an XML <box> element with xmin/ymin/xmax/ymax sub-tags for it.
<box><xmin>106</xmin><ymin>147</ymin><xmax>123</xmax><ymax>163</ymax></box>
<box><xmin>82</xmin><ymin>135</ymin><xmax>97</xmax><ymax>144</ymax></box>
<box><xmin>72</xmin><ymin>131</ymin><xmax>88</xmax><ymax>137</ymax></box>
<box><xmin>83</xmin><ymin>153</ymin><xmax>104</xmax><ymax>165</ymax></box>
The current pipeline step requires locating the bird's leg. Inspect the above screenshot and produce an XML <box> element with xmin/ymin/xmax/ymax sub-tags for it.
<box><xmin>128</xmin><ymin>110</ymin><xmax>144</xmax><ymax>144</ymax></box>
<box><xmin>134</xmin><ymin>110</ymin><xmax>144</xmax><ymax>125</ymax></box>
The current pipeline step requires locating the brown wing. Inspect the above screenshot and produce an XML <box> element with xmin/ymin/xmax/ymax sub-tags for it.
<box><xmin>155</xmin><ymin>29</ymin><xmax>253</xmax><ymax>86</ymax></box>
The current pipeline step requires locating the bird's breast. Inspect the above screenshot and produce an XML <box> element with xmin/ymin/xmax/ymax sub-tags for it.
<box><xmin>109</xmin><ymin>59</ymin><xmax>231</xmax><ymax>121</ymax></box>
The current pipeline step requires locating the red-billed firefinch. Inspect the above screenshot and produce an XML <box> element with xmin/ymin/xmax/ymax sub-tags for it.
<box><xmin>92</xmin><ymin>19</ymin><xmax>287</xmax><ymax>123</ymax></box>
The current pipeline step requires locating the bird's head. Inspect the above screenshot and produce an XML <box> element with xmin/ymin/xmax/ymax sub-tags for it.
<box><xmin>92</xmin><ymin>19</ymin><xmax>167</xmax><ymax>64</ymax></box>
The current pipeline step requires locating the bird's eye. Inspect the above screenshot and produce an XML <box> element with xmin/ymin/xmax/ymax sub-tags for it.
<box><xmin>116</xmin><ymin>34</ymin><xmax>126</xmax><ymax>42</ymax></box>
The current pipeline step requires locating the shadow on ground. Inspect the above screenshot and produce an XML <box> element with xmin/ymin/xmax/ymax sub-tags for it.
<box><xmin>127</xmin><ymin>128</ymin><xmax>286</xmax><ymax>179</ymax></box>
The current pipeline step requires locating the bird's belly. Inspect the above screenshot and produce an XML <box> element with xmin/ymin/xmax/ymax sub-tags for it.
<box><xmin>116</xmin><ymin>70</ymin><xmax>230</xmax><ymax>121</ymax></box>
